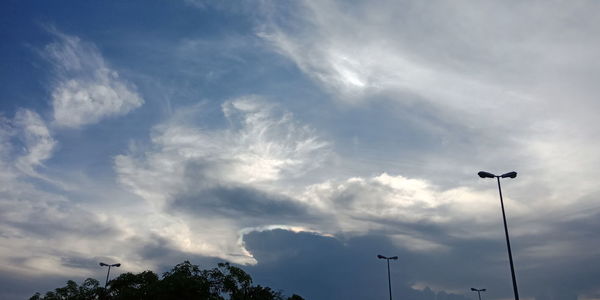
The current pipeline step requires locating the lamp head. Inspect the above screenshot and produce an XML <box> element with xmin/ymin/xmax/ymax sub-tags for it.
<box><xmin>481</xmin><ymin>289</ymin><xmax>487</xmax><ymax>292</ymax></box>
<box><xmin>99</xmin><ymin>262</ymin><xmax>108</xmax><ymax>266</ymax></box>
<box><xmin>113</xmin><ymin>263</ymin><xmax>121</xmax><ymax>267</ymax></box>
<box><xmin>377</xmin><ymin>254</ymin><xmax>386</xmax><ymax>259</ymax></box>
<box><xmin>471</xmin><ymin>288</ymin><xmax>477</xmax><ymax>291</ymax></box>
<box><xmin>501</xmin><ymin>171</ymin><xmax>517</xmax><ymax>178</ymax></box>
<box><xmin>478</xmin><ymin>171</ymin><xmax>496</xmax><ymax>178</ymax></box>
<box><xmin>389</xmin><ymin>256</ymin><xmax>398</xmax><ymax>260</ymax></box>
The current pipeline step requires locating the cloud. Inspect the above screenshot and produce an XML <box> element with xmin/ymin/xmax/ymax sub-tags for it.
<box><xmin>242</xmin><ymin>213</ymin><xmax>600</xmax><ymax>300</ymax></box>
<box><xmin>12</xmin><ymin>109</ymin><xmax>56</xmax><ymax>176</ymax></box>
<box><xmin>0</xmin><ymin>111</ymin><xmax>143</xmax><ymax>295</ymax></box>
<box><xmin>116</xmin><ymin>96</ymin><xmax>330</xmax><ymax>207</ymax></box>
<box><xmin>243</xmin><ymin>229</ymin><xmax>473</xmax><ymax>300</ymax></box>
<box><xmin>111</xmin><ymin>87</ymin><xmax>596</xmax><ymax>298</ymax></box>
<box><xmin>257</xmin><ymin>0</ymin><xmax>600</xmax><ymax>189</ymax></box>
<box><xmin>115</xmin><ymin>96</ymin><xmax>330</xmax><ymax>263</ymax></box>
<box><xmin>0</xmin><ymin>109</ymin><xmax>55</xmax><ymax>181</ymax></box>
<box><xmin>171</xmin><ymin>184</ymin><xmax>312</xmax><ymax>222</ymax></box>
<box><xmin>44</xmin><ymin>28</ymin><xmax>143</xmax><ymax>128</ymax></box>
<box><xmin>296</xmin><ymin>173</ymin><xmax>514</xmax><ymax>240</ymax></box>
<box><xmin>3</xmin><ymin>3</ymin><xmax>600</xmax><ymax>299</ymax></box>
<box><xmin>252</xmin><ymin>5</ymin><xmax>600</xmax><ymax>298</ymax></box>
<box><xmin>115</xmin><ymin>105</ymin><xmax>527</xmax><ymax>274</ymax></box>
<box><xmin>0</xmin><ymin>168</ymin><xmax>121</xmax><ymax>279</ymax></box>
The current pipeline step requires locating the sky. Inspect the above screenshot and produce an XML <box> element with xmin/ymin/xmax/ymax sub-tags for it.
<box><xmin>1</xmin><ymin>1</ymin><xmax>600</xmax><ymax>299</ymax></box>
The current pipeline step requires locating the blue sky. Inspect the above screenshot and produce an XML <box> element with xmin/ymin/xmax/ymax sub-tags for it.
<box><xmin>2</xmin><ymin>1</ymin><xmax>600</xmax><ymax>299</ymax></box>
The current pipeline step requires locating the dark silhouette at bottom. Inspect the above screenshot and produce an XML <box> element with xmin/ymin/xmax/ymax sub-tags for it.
<box><xmin>29</xmin><ymin>261</ymin><xmax>304</xmax><ymax>300</ymax></box>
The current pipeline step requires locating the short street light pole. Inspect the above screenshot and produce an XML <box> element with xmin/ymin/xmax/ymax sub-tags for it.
<box><xmin>470</xmin><ymin>288</ymin><xmax>486</xmax><ymax>300</ymax></box>
<box><xmin>377</xmin><ymin>254</ymin><xmax>398</xmax><ymax>300</ymax></box>
<box><xmin>478</xmin><ymin>171</ymin><xmax>519</xmax><ymax>300</ymax></box>
<box><xmin>99</xmin><ymin>262</ymin><xmax>121</xmax><ymax>289</ymax></box>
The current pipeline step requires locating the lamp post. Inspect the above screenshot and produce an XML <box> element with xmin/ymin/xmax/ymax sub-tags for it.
<box><xmin>478</xmin><ymin>171</ymin><xmax>519</xmax><ymax>300</ymax></box>
<box><xmin>99</xmin><ymin>262</ymin><xmax>121</xmax><ymax>289</ymax></box>
<box><xmin>377</xmin><ymin>254</ymin><xmax>398</xmax><ymax>300</ymax></box>
<box><xmin>470</xmin><ymin>288</ymin><xmax>486</xmax><ymax>300</ymax></box>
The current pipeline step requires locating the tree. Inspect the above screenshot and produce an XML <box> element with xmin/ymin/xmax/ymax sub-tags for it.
<box><xmin>154</xmin><ymin>261</ymin><xmax>219</xmax><ymax>300</ymax></box>
<box><xmin>30</xmin><ymin>261</ymin><xmax>303</xmax><ymax>300</ymax></box>
<box><xmin>29</xmin><ymin>278</ymin><xmax>102</xmax><ymax>300</ymax></box>
<box><xmin>108</xmin><ymin>271</ymin><xmax>159</xmax><ymax>299</ymax></box>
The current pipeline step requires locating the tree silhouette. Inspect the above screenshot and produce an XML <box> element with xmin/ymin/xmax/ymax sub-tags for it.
<box><xmin>30</xmin><ymin>261</ymin><xmax>304</xmax><ymax>300</ymax></box>
<box><xmin>30</xmin><ymin>278</ymin><xmax>103</xmax><ymax>300</ymax></box>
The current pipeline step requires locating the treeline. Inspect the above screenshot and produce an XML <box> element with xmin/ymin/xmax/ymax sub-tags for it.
<box><xmin>30</xmin><ymin>261</ymin><xmax>304</xmax><ymax>300</ymax></box>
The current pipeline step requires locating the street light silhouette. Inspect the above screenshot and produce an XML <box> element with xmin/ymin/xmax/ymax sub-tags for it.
<box><xmin>377</xmin><ymin>255</ymin><xmax>398</xmax><ymax>300</ymax></box>
<box><xmin>470</xmin><ymin>288</ymin><xmax>486</xmax><ymax>300</ymax></box>
<box><xmin>478</xmin><ymin>170</ymin><xmax>519</xmax><ymax>300</ymax></box>
<box><xmin>99</xmin><ymin>262</ymin><xmax>121</xmax><ymax>289</ymax></box>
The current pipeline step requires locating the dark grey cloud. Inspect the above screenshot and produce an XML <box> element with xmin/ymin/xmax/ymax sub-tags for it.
<box><xmin>60</xmin><ymin>256</ymin><xmax>108</xmax><ymax>270</ymax></box>
<box><xmin>171</xmin><ymin>183</ymin><xmax>314</xmax><ymax>222</ymax></box>
<box><xmin>4</xmin><ymin>206</ymin><xmax>119</xmax><ymax>239</ymax></box>
<box><xmin>513</xmin><ymin>207</ymin><xmax>600</xmax><ymax>299</ymax></box>
<box><xmin>244</xmin><ymin>229</ymin><xmax>472</xmax><ymax>300</ymax></box>
<box><xmin>0</xmin><ymin>270</ymin><xmax>72</xmax><ymax>300</ymax></box>
<box><xmin>243</xmin><ymin>217</ymin><xmax>600</xmax><ymax>300</ymax></box>
<box><xmin>127</xmin><ymin>234</ymin><xmax>225</xmax><ymax>273</ymax></box>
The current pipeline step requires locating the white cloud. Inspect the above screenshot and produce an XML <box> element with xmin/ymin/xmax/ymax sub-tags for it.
<box><xmin>0</xmin><ymin>154</ymin><xmax>118</xmax><ymax>278</ymax></box>
<box><xmin>110</xmin><ymin>93</ymin><xmax>569</xmax><ymax>265</ymax></box>
<box><xmin>258</xmin><ymin>0</ymin><xmax>600</xmax><ymax>215</ymax></box>
<box><xmin>45</xmin><ymin>29</ymin><xmax>143</xmax><ymax>128</ymax></box>
<box><xmin>251</xmin><ymin>5</ymin><xmax>600</xmax><ymax>295</ymax></box>
<box><xmin>297</xmin><ymin>173</ymin><xmax>516</xmax><ymax>240</ymax></box>
<box><xmin>0</xmin><ymin>110</ymin><xmax>149</xmax><ymax>280</ymax></box>
<box><xmin>259</xmin><ymin>1</ymin><xmax>538</xmax><ymax>124</ymax></box>
<box><xmin>13</xmin><ymin>109</ymin><xmax>56</xmax><ymax>176</ymax></box>
<box><xmin>0</xmin><ymin>109</ymin><xmax>55</xmax><ymax>179</ymax></box>
<box><xmin>116</xmin><ymin>96</ymin><xmax>330</xmax><ymax>206</ymax></box>
<box><xmin>115</xmin><ymin>103</ymin><xmax>526</xmax><ymax>257</ymax></box>
<box><xmin>114</xmin><ymin>96</ymin><xmax>330</xmax><ymax>263</ymax></box>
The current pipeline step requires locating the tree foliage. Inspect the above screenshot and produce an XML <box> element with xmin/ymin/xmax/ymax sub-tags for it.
<box><xmin>29</xmin><ymin>278</ymin><xmax>103</xmax><ymax>300</ymax></box>
<box><xmin>30</xmin><ymin>261</ymin><xmax>304</xmax><ymax>300</ymax></box>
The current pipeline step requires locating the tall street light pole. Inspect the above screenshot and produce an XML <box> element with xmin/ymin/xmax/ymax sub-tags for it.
<box><xmin>377</xmin><ymin>254</ymin><xmax>398</xmax><ymax>300</ymax></box>
<box><xmin>99</xmin><ymin>262</ymin><xmax>121</xmax><ymax>289</ymax></box>
<box><xmin>478</xmin><ymin>171</ymin><xmax>519</xmax><ymax>300</ymax></box>
<box><xmin>470</xmin><ymin>288</ymin><xmax>486</xmax><ymax>300</ymax></box>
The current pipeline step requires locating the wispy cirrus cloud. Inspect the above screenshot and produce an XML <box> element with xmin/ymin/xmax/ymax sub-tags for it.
<box><xmin>0</xmin><ymin>28</ymin><xmax>148</xmax><ymax>288</ymax></box>
<box><xmin>0</xmin><ymin>109</ymin><xmax>55</xmax><ymax>180</ymax></box>
<box><xmin>0</xmin><ymin>117</ymin><xmax>119</xmax><ymax>280</ymax></box>
<box><xmin>116</xmin><ymin>96</ymin><xmax>330</xmax><ymax>206</ymax></box>
<box><xmin>256</xmin><ymin>0</ymin><xmax>600</xmax><ymax>214</ymax></box>
<box><xmin>114</xmin><ymin>96</ymin><xmax>330</xmax><ymax>263</ymax></box>
<box><xmin>12</xmin><ymin>109</ymin><xmax>56</xmax><ymax>176</ymax></box>
<box><xmin>44</xmin><ymin>28</ymin><xmax>143</xmax><ymax>128</ymax></box>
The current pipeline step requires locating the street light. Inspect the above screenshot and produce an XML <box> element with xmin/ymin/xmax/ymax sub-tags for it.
<box><xmin>99</xmin><ymin>262</ymin><xmax>121</xmax><ymax>289</ymax></box>
<box><xmin>478</xmin><ymin>171</ymin><xmax>519</xmax><ymax>300</ymax></box>
<box><xmin>377</xmin><ymin>255</ymin><xmax>398</xmax><ymax>300</ymax></box>
<box><xmin>470</xmin><ymin>288</ymin><xmax>486</xmax><ymax>300</ymax></box>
